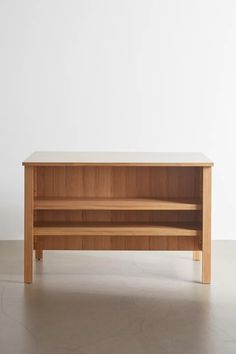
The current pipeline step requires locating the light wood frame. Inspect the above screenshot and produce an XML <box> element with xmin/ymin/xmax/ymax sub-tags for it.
<box><xmin>23</xmin><ymin>152</ymin><xmax>213</xmax><ymax>284</ymax></box>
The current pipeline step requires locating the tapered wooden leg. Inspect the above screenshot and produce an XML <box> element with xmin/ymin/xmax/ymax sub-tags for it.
<box><xmin>202</xmin><ymin>167</ymin><xmax>212</xmax><ymax>284</ymax></box>
<box><xmin>24</xmin><ymin>166</ymin><xmax>34</xmax><ymax>283</ymax></box>
<box><xmin>193</xmin><ymin>251</ymin><xmax>201</xmax><ymax>261</ymax></box>
<box><xmin>35</xmin><ymin>249</ymin><xmax>43</xmax><ymax>260</ymax></box>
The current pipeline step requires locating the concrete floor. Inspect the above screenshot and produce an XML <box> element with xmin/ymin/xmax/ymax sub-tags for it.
<box><xmin>0</xmin><ymin>241</ymin><xmax>236</xmax><ymax>354</ymax></box>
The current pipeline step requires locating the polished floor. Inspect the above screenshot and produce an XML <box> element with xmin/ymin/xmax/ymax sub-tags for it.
<box><xmin>0</xmin><ymin>241</ymin><xmax>235</xmax><ymax>354</ymax></box>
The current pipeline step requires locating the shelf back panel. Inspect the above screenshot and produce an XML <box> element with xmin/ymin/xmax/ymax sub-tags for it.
<box><xmin>35</xmin><ymin>166</ymin><xmax>202</xmax><ymax>199</ymax></box>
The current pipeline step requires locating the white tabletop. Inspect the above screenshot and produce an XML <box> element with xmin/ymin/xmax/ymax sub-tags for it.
<box><xmin>23</xmin><ymin>152</ymin><xmax>213</xmax><ymax>166</ymax></box>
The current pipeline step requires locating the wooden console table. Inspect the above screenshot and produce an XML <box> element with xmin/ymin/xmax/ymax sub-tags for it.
<box><xmin>23</xmin><ymin>152</ymin><xmax>213</xmax><ymax>284</ymax></box>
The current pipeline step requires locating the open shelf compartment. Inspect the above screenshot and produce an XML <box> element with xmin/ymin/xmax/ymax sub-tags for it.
<box><xmin>33</xmin><ymin>165</ymin><xmax>203</xmax><ymax>251</ymax></box>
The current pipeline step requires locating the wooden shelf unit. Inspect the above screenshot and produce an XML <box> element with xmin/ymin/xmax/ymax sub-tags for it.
<box><xmin>23</xmin><ymin>152</ymin><xmax>213</xmax><ymax>284</ymax></box>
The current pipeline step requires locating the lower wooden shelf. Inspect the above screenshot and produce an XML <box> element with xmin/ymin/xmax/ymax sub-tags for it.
<box><xmin>34</xmin><ymin>222</ymin><xmax>200</xmax><ymax>237</ymax></box>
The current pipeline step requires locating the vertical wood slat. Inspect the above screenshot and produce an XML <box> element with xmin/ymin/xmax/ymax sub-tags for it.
<box><xmin>24</xmin><ymin>166</ymin><xmax>34</xmax><ymax>283</ymax></box>
<box><xmin>202</xmin><ymin>167</ymin><xmax>212</xmax><ymax>284</ymax></box>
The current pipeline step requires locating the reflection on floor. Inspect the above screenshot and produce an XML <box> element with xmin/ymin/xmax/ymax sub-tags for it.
<box><xmin>0</xmin><ymin>241</ymin><xmax>235</xmax><ymax>354</ymax></box>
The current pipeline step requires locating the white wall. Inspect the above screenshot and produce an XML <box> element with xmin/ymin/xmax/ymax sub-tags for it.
<box><xmin>0</xmin><ymin>0</ymin><xmax>235</xmax><ymax>240</ymax></box>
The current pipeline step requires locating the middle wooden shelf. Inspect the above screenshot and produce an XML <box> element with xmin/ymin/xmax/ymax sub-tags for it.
<box><xmin>34</xmin><ymin>197</ymin><xmax>201</xmax><ymax>211</ymax></box>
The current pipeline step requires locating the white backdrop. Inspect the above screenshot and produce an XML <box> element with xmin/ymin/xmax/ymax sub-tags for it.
<box><xmin>0</xmin><ymin>0</ymin><xmax>236</xmax><ymax>240</ymax></box>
